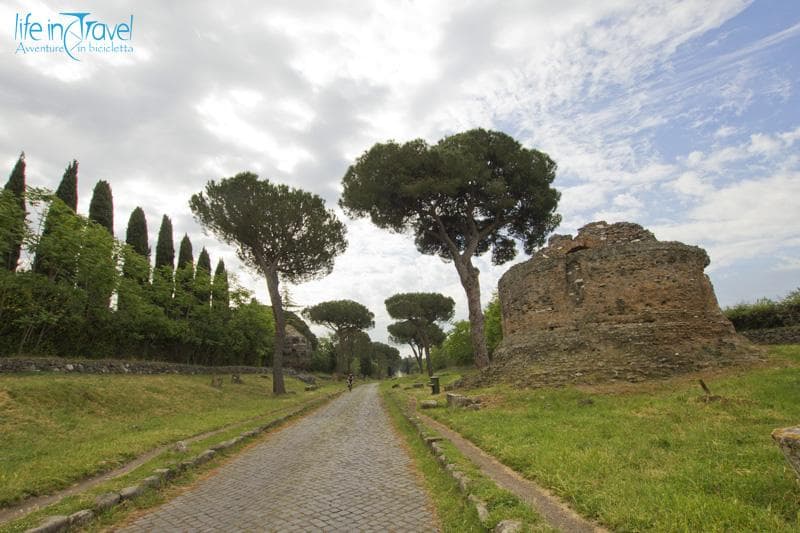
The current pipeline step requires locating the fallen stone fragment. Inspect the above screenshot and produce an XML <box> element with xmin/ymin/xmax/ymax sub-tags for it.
<box><xmin>412</xmin><ymin>383</ymin><xmax>424</xmax><ymax>388</ymax></box>
<box><xmin>25</xmin><ymin>515</ymin><xmax>70</xmax><ymax>533</ymax></box>
<box><xmin>93</xmin><ymin>492</ymin><xmax>121</xmax><ymax>512</ymax></box>
<box><xmin>69</xmin><ymin>509</ymin><xmax>94</xmax><ymax>527</ymax></box>
<box><xmin>494</xmin><ymin>519</ymin><xmax>522</xmax><ymax>532</ymax></box>
<box><xmin>420</xmin><ymin>400</ymin><xmax>438</xmax><ymax>409</ymax></box>
<box><xmin>305</xmin><ymin>385</ymin><xmax>318</xmax><ymax>391</ymax></box>
<box><xmin>446</xmin><ymin>393</ymin><xmax>479</xmax><ymax>408</ymax></box>
<box><xmin>173</xmin><ymin>440</ymin><xmax>188</xmax><ymax>453</ymax></box>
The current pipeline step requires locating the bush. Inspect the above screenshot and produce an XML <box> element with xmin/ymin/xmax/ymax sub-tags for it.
<box><xmin>725</xmin><ymin>289</ymin><xmax>800</xmax><ymax>331</ymax></box>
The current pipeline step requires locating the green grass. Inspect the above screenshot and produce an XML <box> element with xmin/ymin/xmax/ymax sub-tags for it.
<box><xmin>380</xmin><ymin>382</ymin><xmax>486</xmax><ymax>533</ymax></box>
<box><xmin>406</xmin><ymin>346</ymin><xmax>800</xmax><ymax>532</ymax></box>
<box><xmin>0</xmin><ymin>372</ymin><xmax>339</xmax><ymax>508</ymax></box>
<box><xmin>384</xmin><ymin>382</ymin><xmax>552</xmax><ymax>532</ymax></box>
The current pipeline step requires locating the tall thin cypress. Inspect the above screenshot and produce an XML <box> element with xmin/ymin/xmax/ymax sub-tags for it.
<box><xmin>33</xmin><ymin>159</ymin><xmax>79</xmax><ymax>274</ymax></box>
<box><xmin>154</xmin><ymin>215</ymin><xmax>175</xmax><ymax>270</ymax></box>
<box><xmin>88</xmin><ymin>180</ymin><xmax>113</xmax><ymax>234</ymax></box>
<box><xmin>125</xmin><ymin>207</ymin><xmax>150</xmax><ymax>259</ymax></box>
<box><xmin>175</xmin><ymin>234</ymin><xmax>194</xmax><ymax>317</ymax></box>
<box><xmin>177</xmin><ymin>234</ymin><xmax>193</xmax><ymax>269</ymax></box>
<box><xmin>152</xmin><ymin>215</ymin><xmax>175</xmax><ymax>312</ymax></box>
<box><xmin>212</xmin><ymin>258</ymin><xmax>230</xmax><ymax>311</ymax></box>
<box><xmin>55</xmin><ymin>160</ymin><xmax>78</xmax><ymax>211</ymax></box>
<box><xmin>3</xmin><ymin>152</ymin><xmax>26</xmax><ymax>271</ymax></box>
<box><xmin>195</xmin><ymin>247</ymin><xmax>212</xmax><ymax>305</ymax></box>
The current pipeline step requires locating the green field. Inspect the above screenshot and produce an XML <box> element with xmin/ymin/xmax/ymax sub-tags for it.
<box><xmin>0</xmin><ymin>372</ymin><xmax>338</xmax><ymax>507</ymax></box>
<box><xmin>398</xmin><ymin>346</ymin><xmax>800</xmax><ymax>532</ymax></box>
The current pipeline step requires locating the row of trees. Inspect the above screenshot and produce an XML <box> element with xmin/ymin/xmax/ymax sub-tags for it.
<box><xmin>0</xmin><ymin>154</ymin><xmax>279</xmax><ymax>365</ymax></box>
<box><xmin>3</xmin><ymin>128</ymin><xmax>561</xmax><ymax>391</ymax></box>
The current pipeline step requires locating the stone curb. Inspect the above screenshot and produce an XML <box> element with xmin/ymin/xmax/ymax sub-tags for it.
<box><xmin>23</xmin><ymin>392</ymin><xmax>341</xmax><ymax>533</ymax></box>
<box><xmin>394</xmin><ymin>398</ymin><xmax>521</xmax><ymax>533</ymax></box>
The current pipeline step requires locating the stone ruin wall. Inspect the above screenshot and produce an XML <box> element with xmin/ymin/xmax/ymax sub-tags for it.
<box><xmin>484</xmin><ymin>221</ymin><xmax>761</xmax><ymax>387</ymax></box>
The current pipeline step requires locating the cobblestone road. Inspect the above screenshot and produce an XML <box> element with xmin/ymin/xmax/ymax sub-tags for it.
<box><xmin>119</xmin><ymin>383</ymin><xmax>436</xmax><ymax>532</ymax></box>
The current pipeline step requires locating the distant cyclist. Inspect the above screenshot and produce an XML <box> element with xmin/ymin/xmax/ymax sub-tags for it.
<box><xmin>347</xmin><ymin>372</ymin><xmax>354</xmax><ymax>392</ymax></box>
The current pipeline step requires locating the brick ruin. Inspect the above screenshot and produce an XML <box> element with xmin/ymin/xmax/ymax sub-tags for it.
<box><xmin>482</xmin><ymin>221</ymin><xmax>761</xmax><ymax>387</ymax></box>
<box><xmin>283</xmin><ymin>324</ymin><xmax>312</xmax><ymax>370</ymax></box>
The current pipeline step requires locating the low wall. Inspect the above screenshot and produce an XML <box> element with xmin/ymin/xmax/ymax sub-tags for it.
<box><xmin>0</xmin><ymin>357</ymin><xmax>315</xmax><ymax>383</ymax></box>
<box><xmin>740</xmin><ymin>326</ymin><xmax>800</xmax><ymax>345</ymax></box>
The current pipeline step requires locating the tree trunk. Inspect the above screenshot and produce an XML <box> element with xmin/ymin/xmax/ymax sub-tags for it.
<box><xmin>454</xmin><ymin>256</ymin><xmax>490</xmax><ymax>369</ymax></box>
<box><xmin>409</xmin><ymin>343</ymin><xmax>423</xmax><ymax>373</ymax></box>
<box><xmin>264</xmin><ymin>267</ymin><xmax>286</xmax><ymax>394</ymax></box>
<box><xmin>423</xmin><ymin>343</ymin><xmax>433</xmax><ymax>377</ymax></box>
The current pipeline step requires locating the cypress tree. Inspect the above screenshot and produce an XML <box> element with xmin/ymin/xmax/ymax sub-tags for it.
<box><xmin>33</xmin><ymin>159</ymin><xmax>80</xmax><ymax>274</ymax></box>
<box><xmin>194</xmin><ymin>247</ymin><xmax>212</xmax><ymax>305</ymax></box>
<box><xmin>55</xmin><ymin>160</ymin><xmax>78</xmax><ymax>211</ymax></box>
<box><xmin>125</xmin><ymin>207</ymin><xmax>150</xmax><ymax>259</ymax></box>
<box><xmin>175</xmin><ymin>234</ymin><xmax>194</xmax><ymax>316</ymax></box>
<box><xmin>154</xmin><ymin>215</ymin><xmax>174</xmax><ymax>269</ymax></box>
<box><xmin>2</xmin><ymin>152</ymin><xmax>26</xmax><ymax>271</ymax></box>
<box><xmin>152</xmin><ymin>215</ymin><xmax>175</xmax><ymax>312</ymax></box>
<box><xmin>88</xmin><ymin>180</ymin><xmax>113</xmax><ymax>234</ymax></box>
<box><xmin>212</xmin><ymin>258</ymin><xmax>229</xmax><ymax>310</ymax></box>
<box><xmin>119</xmin><ymin>207</ymin><xmax>150</xmax><ymax>311</ymax></box>
<box><xmin>177</xmin><ymin>234</ymin><xmax>193</xmax><ymax>269</ymax></box>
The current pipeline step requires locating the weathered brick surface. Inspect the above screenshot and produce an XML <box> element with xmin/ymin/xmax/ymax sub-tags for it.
<box><xmin>120</xmin><ymin>384</ymin><xmax>435</xmax><ymax>532</ymax></box>
<box><xmin>483</xmin><ymin>221</ymin><xmax>761</xmax><ymax>387</ymax></box>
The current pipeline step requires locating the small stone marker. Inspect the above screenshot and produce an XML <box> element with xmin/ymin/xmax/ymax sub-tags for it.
<box><xmin>420</xmin><ymin>400</ymin><xmax>438</xmax><ymax>409</ymax></box>
<box><xmin>772</xmin><ymin>426</ymin><xmax>800</xmax><ymax>479</ymax></box>
<box><xmin>231</xmin><ymin>373</ymin><xmax>243</xmax><ymax>384</ymax></box>
<box><xmin>174</xmin><ymin>440</ymin><xmax>188</xmax><ymax>453</ymax></box>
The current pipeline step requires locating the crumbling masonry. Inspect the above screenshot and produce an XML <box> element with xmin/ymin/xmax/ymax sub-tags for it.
<box><xmin>483</xmin><ymin>221</ymin><xmax>761</xmax><ymax>387</ymax></box>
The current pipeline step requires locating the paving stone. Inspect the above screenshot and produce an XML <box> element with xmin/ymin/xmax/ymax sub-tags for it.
<box><xmin>121</xmin><ymin>384</ymin><xmax>435</xmax><ymax>532</ymax></box>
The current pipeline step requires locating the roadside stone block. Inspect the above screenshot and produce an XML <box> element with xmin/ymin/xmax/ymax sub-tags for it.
<box><xmin>25</xmin><ymin>515</ymin><xmax>69</xmax><ymax>533</ymax></box>
<box><xmin>141</xmin><ymin>475</ymin><xmax>162</xmax><ymax>488</ymax></box>
<box><xmin>69</xmin><ymin>509</ymin><xmax>94</xmax><ymax>527</ymax></box>
<box><xmin>194</xmin><ymin>449</ymin><xmax>216</xmax><ymax>465</ymax></box>
<box><xmin>119</xmin><ymin>485</ymin><xmax>144</xmax><ymax>501</ymax></box>
<box><xmin>93</xmin><ymin>492</ymin><xmax>121</xmax><ymax>512</ymax></box>
<box><xmin>468</xmin><ymin>495</ymin><xmax>489</xmax><ymax>522</ymax></box>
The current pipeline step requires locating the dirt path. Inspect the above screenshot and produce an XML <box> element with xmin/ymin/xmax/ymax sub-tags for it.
<box><xmin>119</xmin><ymin>384</ymin><xmax>436</xmax><ymax>532</ymax></box>
<box><xmin>419</xmin><ymin>413</ymin><xmax>607</xmax><ymax>533</ymax></box>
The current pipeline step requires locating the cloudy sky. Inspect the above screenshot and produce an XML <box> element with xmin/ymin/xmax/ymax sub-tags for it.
<box><xmin>3</xmin><ymin>1</ymin><xmax>799</xmax><ymax>349</ymax></box>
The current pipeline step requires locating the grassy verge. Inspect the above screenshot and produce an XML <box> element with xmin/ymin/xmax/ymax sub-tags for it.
<box><xmin>382</xmin><ymin>381</ymin><xmax>552</xmax><ymax>532</ymax></box>
<box><xmin>401</xmin><ymin>346</ymin><xmax>800</xmax><ymax>532</ymax></box>
<box><xmin>1</xmin><ymin>391</ymin><xmax>337</xmax><ymax>533</ymax></box>
<box><xmin>380</xmin><ymin>382</ymin><xmax>485</xmax><ymax>532</ymax></box>
<box><xmin>0</xmin><ymin>372</ymin><xmax>339</xmax><ymax>507</ymax></box>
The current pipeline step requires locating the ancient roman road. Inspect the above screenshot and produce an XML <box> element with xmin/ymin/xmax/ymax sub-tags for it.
<box><xmin>119</xmin><ymin>383</ymin><xmax>436</xmax><ymax>532</ymax></box>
